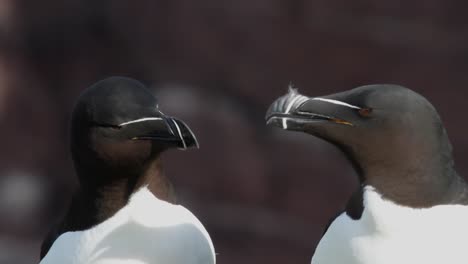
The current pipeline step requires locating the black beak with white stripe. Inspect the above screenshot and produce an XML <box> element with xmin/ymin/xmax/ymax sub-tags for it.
<box><xmin>117</xmin><ymin>116</ymin><xmax>198</xmax><ymax>150</ymax></box>
<box><xmin>266</xmin><ymin>86</ymin><xmax>368</xmax><ymax>133</ymax></box>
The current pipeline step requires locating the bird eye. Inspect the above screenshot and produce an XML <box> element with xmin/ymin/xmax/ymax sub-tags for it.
<box><xmin>358</xmin><ymin>108</ymin><xmax>373</xmax><ymax>117</ymax></box>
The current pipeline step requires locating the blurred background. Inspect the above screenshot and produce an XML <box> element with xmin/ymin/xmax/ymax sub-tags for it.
<box><xmin>1</xmin><ymin>1</ymin><xmax>468</xmax><ymax>263</ymax></box>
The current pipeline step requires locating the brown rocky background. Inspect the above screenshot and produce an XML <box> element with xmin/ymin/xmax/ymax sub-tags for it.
<box><xmin>0</xmin><ymin>1</ymin><xmax>468</xmax><ymax>263</ymax></box>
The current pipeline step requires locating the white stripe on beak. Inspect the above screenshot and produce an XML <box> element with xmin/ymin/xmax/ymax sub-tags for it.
<box><xmin>282</xmin><ymin>94</ymin><xmax>309</xmax><ymax>129</ymax></box>
<box><xmin>312</xmin><ymin>98</ymin><xmax>361</xmax><ymax>110</ymax></box>
<box><xmin>171</xmin><ymin>119</ymin><xmax>187</xmax><ymax>150</ymax></box>
<box><xmin>118</xmin><ymin>117</ymin><xmax>164</xmax><ymax>127</ymax></box>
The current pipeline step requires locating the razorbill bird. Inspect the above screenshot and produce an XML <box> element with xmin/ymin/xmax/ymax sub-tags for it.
<box><xmin>39</xmin><ymin>77</ymin><xmax>215</xmax><ymax>264</ymax></box>
<box><xmin>266</xmin><ymin>84</ymin><xmax>468</xmax><ymax>264</ymax></box>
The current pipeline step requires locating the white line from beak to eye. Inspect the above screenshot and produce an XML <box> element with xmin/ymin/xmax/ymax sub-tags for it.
<box><xmin>312</xmin><ymin>98</ymin><xmax>361</xmax><ymax>110</ymax></box>
<box><xmin>118</xmin><ymin>117</ymin><xmax>164</xmax><ymax>127</ymax></box>
<box><xmin>172</xmin><ymin>119</ymin><xmax>187</xmax><ymax>150</ymax></box>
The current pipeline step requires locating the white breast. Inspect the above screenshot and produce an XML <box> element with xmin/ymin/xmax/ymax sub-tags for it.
<box><xmin>311</xmin><ymin>186</ymin><xmax>468</xmax><ymax>264</ymax></box>
<box><xmin>40</xmin><ymin>187</ymin><xmax>216</xmax><ymax>264</ymax></box>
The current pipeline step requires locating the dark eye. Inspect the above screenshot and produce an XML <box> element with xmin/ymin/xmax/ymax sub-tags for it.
<box><xmin>358</xmin><ymin>108</ymin><xmax>373</xmax><ymax>117</ymax></box>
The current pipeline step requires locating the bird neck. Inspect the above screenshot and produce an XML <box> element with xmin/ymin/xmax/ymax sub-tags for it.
<box><xmin>363</xmin><ymin>157</ymin><xmax>457</xmax><ymax>207</ymax></box>
<box><xmin>67</xmin><ymin>158</ymin><xmax>176</xmax><ymax>231</ymax></box>
<box><xmin>354</xmin><ymin>139</ymin><xmax>467</xmax><ymax>207</ymax></box>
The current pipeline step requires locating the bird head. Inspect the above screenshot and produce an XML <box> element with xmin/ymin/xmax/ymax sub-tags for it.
<box><xmin>70</xmin><ymin>77</ymin><xmax>198</xmax><ymax>183</ymax></box>
<box><xmin>266</xmin><ymin>84</ymin><xmax>452</xmax><ymax>180</ymax></box>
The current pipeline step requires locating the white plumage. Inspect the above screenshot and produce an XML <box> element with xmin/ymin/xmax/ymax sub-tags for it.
<box><xmin>40</xmin><ymin>186</ymin><xmax>215</xmax><ymax>264</ymax></box>
<box><xmin>311</xmin><ymin>186</ymin><xmax>468</xmax><ymax>264</ymax></box>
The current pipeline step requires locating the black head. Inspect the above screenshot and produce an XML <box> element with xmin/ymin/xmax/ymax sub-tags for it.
<box><xmin>266</xmin><ymin>84</ymin><xmax>454</xmax><ymax>186</ymax></box>
<box><xmin>70</xmin><ymin>77</ymin><xmax>198</xmax><ymax>184</ymax></box>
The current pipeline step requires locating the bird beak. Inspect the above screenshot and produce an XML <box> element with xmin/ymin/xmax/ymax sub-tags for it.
<box><xmin>265</xmin><ymin>87</ymin><xmax>358</xmax><ymax>131</ymax></box>
<box><xmin>119</xmin><ymin>114</ymin><xmax>199</xmax><ymax>150</ymax></box>
<box><xmin>165</xmin><ymin>116</ymin><xmax>199</xmax><ymax>150</ymax></box>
